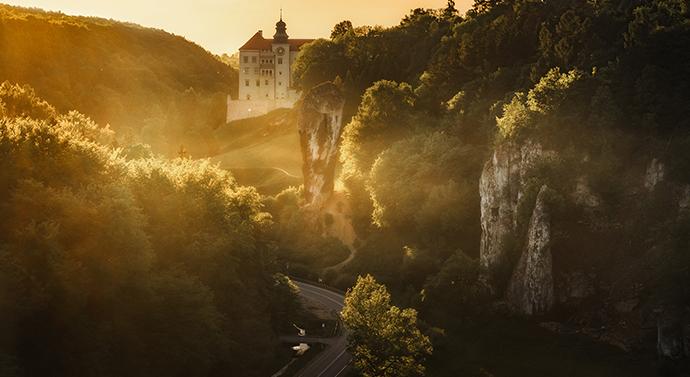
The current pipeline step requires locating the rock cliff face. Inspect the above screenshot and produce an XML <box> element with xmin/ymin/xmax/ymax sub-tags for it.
<box><xmin>657</xmin><ymin>305</ymin><xmax>688</xmax><ymax>360</ymax></box>
<box><xmin>644</xmin><ymin>158</ymin><xmax>665</xmax><ymax>191</ymax></box>
<box><xmin>479</xmin><ymin>140</ymin><xmax>549</xmax><ymax>272</ymax></box>
<box><xmin>506</xmin><ymin>185</ymin><xmax>554</xmax><ymax>315</ymax></box>
<box><xmin>478</xmin><ymin>139</ymin><xmax>690</xmax><ymax>358</ymax></box>
<box><xmin>479</xmin><ymin>141</ymin><xmax>557</xmax><ymax>314</ymax></box>
<box><xmin>297</xmin><ymin>82</ymin><xmax>356</xmax><ymax>249</ymax></box>
<box><xmin>297</xmin><ymin>82</ymin><xmax>345</xmax><ymax>208</ymax></box>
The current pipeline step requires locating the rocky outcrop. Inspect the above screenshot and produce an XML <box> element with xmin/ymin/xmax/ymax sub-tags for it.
<box><xmin>297</xmin><ymin>82</ymin><xmax>356</xmax><ymax>251</ymax></box>
<box><xmin>644</xmin><ymin>158</ymin><xmax>665</xmax><ymax>191</ymax></box>
<box><xmin>657</xmin><ymin>305</ymin><xmax>688</xmax><ymax>360</ymax></box>
<box><xmin>506</xmin><ymin>185</ymin><xmax>554</xmax><ymax>315</ymax></box>
<box><xmin>479</xmin><ymin>141</ymin><xmax>558</xmax><ymax>315</ymax></box>
<box><xmin>679</xmin><ymin>185</ymin><xmax>690</xmax><ymax>212</ymax></box>
<box><xmin>479</xmin><ymin>140</ymin><xmax>550</xmax><ymax>272</ymax></box>
<box><xmin>573</xmin><ymin>176</ymin><xmax>601</xmax><ymax>208</ymax></box>
<box><xmin>298</xmin><ymin>82</ymin><xmax>345</xmax><ymax>208</ymax></box>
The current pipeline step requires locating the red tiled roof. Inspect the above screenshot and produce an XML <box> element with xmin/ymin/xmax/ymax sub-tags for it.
<box><xmin>239</xmin><ymin>31</ymin><xmax>314</xmax><ymax>51</ymax></box>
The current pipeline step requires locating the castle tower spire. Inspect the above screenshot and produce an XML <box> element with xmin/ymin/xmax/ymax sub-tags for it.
<box><xmin>274</xmin><ymin>10</ymin><xmax>289</xmax><ymax>43</ymax></box>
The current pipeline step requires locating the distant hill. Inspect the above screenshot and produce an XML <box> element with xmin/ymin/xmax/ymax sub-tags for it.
<box><xmin>213</xmin><ymin>109</ymin><xmax>302</xmax><ymax>194</ymax></box>
<box><xmin>0</xmin><ymin>4</ymin><xmax>238</xmax><ymax>156</ymax></box>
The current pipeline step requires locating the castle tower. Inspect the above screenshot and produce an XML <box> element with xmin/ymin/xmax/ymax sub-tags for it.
<box><xmin>272</xmin><ymin>11</ymin><xmax>290</xmax><ymax>100</ymax></box>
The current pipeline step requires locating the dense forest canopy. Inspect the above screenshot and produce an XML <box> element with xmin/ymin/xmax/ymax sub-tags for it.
<box><xmin>1</xmin><ymin>0</ymin><xmax>690</xmax><ymax>376</ymax></box>
<box><xmin>290</xmin><ymin>0</ymin><xmax>690</xmax><ymax>278</ymax></box>
<box><xmin>281</xmin><ymin>0</ymin><xmax>690</xmax><ymax>375</ymax></box>
<box><xmin>0</xmin><ymin>4</ymin><xmax>238</xmax><ymax>157</ymax></box>
<box><xmin>0</xmin><ymin>82</ymin><xmax>298</xmax><ymax>377</ymax></box>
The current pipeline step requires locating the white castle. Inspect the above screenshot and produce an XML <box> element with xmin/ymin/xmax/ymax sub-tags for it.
<box><xmin>226</xmin><ymin>15</ymin><xmax>314</xmax><ymax>122</ymax></box>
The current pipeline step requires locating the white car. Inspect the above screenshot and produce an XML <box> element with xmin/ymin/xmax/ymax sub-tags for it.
<box><xmin>292</xmin><ymin>343</ymin><xmax>310</xmax><ymax>356</ymax></box>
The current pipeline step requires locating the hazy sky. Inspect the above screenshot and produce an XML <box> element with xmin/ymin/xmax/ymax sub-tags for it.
<box><xmin>5</xmin><ymin>0</ymin><xmax>472</xmax><ymax>54</ymax></box>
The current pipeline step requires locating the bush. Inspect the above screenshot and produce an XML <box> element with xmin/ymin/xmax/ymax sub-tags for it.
<box><xmin>0</xmin><ymin>92</ymin><xmax>294</xmax><ymax>377</ymax></box>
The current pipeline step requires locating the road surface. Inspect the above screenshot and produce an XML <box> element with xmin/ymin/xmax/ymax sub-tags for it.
<box><xmin>290</xmin><ymin>281</ymin><xmax>352</xmax><ymax>377</ymax></box>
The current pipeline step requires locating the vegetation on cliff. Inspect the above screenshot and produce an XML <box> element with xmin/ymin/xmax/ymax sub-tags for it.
<box><xmin>287</xmin><ymin>0</ymin><xmax>690</xmax><ymax>375</ymax></box>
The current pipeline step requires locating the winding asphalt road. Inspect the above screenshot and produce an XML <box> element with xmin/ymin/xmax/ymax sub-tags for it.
<box><xmin>288</xmin><ymin>281</ymin><xmax>352</xmax><ymax>377</ymax></box>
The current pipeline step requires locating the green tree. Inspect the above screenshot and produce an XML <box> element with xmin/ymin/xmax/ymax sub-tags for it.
<box><xmin>340</xmin><ymin>80</ymin><xmax>416</xmax><ymax>178</ymax></box>
<box><xmin>331</xmin><ymin>20</ymin><xmax>353</xmax><ymax>40</ymax></box>
<box><xmin>292</xmin><ymin>39</ymin><xmax>347</xmax><ymax>90</ymax></box>
<box><xmin>0</xmin><ymin>81</ymin><xmax>57</xmax><ymax>120</ymax></box>
<box><xmin>443</xmin><ymin>0</ymin><xmax>458</xmax><ymax>19</ymax></box>
<box><xmin>0</xmin><ymin>87</ymin><xmax>298</xmax><ymax>377</ymax></box>
<box><xmin>367</xmin><ymin>132</ymin><xmax>475</xmax><ymax>241</ymax></box>
<box><xmin>341</xmin><ymin>275</ymin><xmax>432</xmax><ymax>377</ymax></box>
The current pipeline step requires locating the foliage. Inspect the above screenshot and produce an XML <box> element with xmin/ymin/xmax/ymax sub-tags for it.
<box><xmin>331</xmin><ymin>20</ymin><xmax>354</xmax><ymax>40</ymax></box>
<box><xmin>496</xmin><ymin>68</ymin><xmax>585</xmax><ymax>139</ymax></box>
<box><xmin>340</xmin><ymin>80</ymin><xmax>417</xmax><ymax>177</ymax></box>
<box><xmin>0</xmin><ymin>89</ymin><xmax>296</xmax><ymax>377</ymax></box>
<box><xmin>368</xmin><ymin>132</ymin><xmax>477</xmax><ymax>248</ymax></box>
<box><xmin>0</xmin><ymin>4</ymin><xmax>237</xmax><ymax>156</ymax></box>
<box><xmin>265</xmin><ymin>187</ymin><xmax>350</xmax><ymax>273</ymax></box>
<box><xmin>293</xmin><ymin>6</ymin><xmax>457</xmax><ymax>121</ymax></box>
<box><xmin>421</xmin><ymin>251</ymin><xmax>490</xmax><ymax>322</ymax></box>
<box><xmin>298</xmin><ymin>1</ymin><xmax>690</xmax><ymax>373</ymax></box>
<box><xmin>342</xmin><ymin>275</ymin><xmax>432</xmax><ymax>377</ymax></box>
<box><xmin>0</xmin><ymin>81</ymin><xmax>57</xmax><ymax>120</ymax></box>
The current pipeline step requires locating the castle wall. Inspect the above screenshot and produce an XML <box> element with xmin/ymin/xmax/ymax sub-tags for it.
<box><xmin>226</xmin><ymin>96</ymin><xmax>299</xmax><ymax>123</ymax></box>
<box><xmin>233</xmin><ymin>23</ymin><xmax>313</xmax><ymax>122</ymax></box>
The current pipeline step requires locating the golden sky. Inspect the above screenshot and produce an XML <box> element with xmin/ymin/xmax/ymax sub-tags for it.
<box><xmin>5</xmin><ymin>0</ymin><xmax>472</xmax><ymax>54</ymax></box>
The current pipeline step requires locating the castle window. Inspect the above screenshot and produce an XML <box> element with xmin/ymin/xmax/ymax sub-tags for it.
<box><xmin>256</xmin><ymin>79</ymin><xmax>260</xmax><ymax>86</ymax></box>
<box><xmin>246</xmin><ymin>94</ymin><xmax>251</xmax><ymax>100</ymax></box>
<box><xmin>265</xmin><ymin>80</ymin><xmax>269</xmax><ymax>85</ymax></box>
<box><xmin>278</xmin><ymin>58</ymin><xmax>283</xmax><ymax>64</ymax></box>
<box><xmin>243</xmin><ymin>56</ymin><xmax>248</xmax><ymax>63</ymax></box>
<box><xmin>245</xmin><ymin>80</ymin><xmax>249</xmax><ymax>87</ymax></box>
<box><xmin>251</xmin><ymin>56</ymin><xmax>257</xmax><ymax>63</ymax></box>
<box><xmin>254</xmin><ymin>68</ymin><xmax>259</xmax><ymax>74</ymax></box>
<box><xmin>278</xmin><ymin>81</ymin><xmax>282</xmax><ymax>86</ymax></box>
<box><xmin>279</xmin><ymin>71</ymin><xmax>282</xmax><ymax>75</ymax></box>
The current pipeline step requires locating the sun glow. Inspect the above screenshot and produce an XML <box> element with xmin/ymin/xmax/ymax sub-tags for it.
<box><xmin>3</xmin><ymin>0</ymin><xmax>470</xmax><ymax>53</ymax></box>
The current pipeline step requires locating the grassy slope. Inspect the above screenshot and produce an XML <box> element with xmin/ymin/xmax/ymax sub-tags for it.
<box><xmin>213</xmin><ymin>109</ymin><xmax>303</xmax><ymax>195</ymax></box>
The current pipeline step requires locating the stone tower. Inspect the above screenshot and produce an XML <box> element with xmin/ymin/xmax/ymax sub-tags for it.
<box><xmin>272</xmin><ymin>12</ymin><xmax>290</xmax><ymax>100</ymax></box>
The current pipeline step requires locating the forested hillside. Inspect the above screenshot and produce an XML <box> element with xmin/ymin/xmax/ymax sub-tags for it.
<box><xmin>0</xmin><ymin>4</ymin><xmax>237</xmax><ymax>156</ymax></box>
<box><xmin>1</xmin><ymin>0</ymin><xmax>689</xmax><ymax>375</ymax></box>
<box><xmin>0</xmin><ymin>83</ymin><xmax>298</xmax><ymax>377</ymax></box>
<box><xmin>277</xmin><ymin>0</ymin><xmax>690</xmax><ymax>375</ymax></box>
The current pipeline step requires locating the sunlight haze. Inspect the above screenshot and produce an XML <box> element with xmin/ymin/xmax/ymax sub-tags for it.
<box><xmin>4</xmin><ymin>0</ymin><xmax>471</xmax><ymax>53</ymax></box>
<box><xmin>2</xmin><ymin>0</ymin><xmax>689</xmax><ymax>376</ymax></box>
